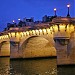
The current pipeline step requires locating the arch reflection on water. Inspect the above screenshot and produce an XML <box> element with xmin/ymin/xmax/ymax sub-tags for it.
<box><xmin>10</xmin><ymin>58</ymin><xmax>57</xmax><ymax>75</ymax></box>
<box><xmin>0</xmin><ymin>57</ymin><xmax>75</xmax><ymax>75</ymax></box>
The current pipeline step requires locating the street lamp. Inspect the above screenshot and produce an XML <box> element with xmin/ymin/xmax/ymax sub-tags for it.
<box><xmin>18</xmin><ymin>18</ymin><xmax>21</xmax><ymax>21</ymax></box>
<box><xmin>13</xmin><ymin>20</ymin><xmax>15</xmax><ymax>23</ymax></box>
<box><xmin>54</xmin><ymin>8</ymin><xmax>57</xmax><ymax>17</ymax></box>
<box><xmin>67</xmin><ymin>4</ymin><xmax>70</xmax><ymax>17</ymax></box>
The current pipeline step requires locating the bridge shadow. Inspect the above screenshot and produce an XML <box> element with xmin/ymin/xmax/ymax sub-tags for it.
<box><xmin>10</xmin><ymin>58</ymin><xmax>57</xmax><ymax>75</ymax></box>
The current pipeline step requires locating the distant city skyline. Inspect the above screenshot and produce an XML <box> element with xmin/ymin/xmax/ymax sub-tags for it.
<box><xmin>0</xmin><ymin>0</ymin><xmax>75</xmax><ymax>31</ymax></box>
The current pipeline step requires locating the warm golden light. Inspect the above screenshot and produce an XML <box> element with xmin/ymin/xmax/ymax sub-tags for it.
<box><xmin>0</xmin><ymin>36</ymin><xmax>1</xmax><ymax>39</ymax></box>
<box><xmin>26</xmin><ymin>31</ymin><xmax>29</xmax><ymax>36</ymax></box>
<box><xmin>53</xmin><ymin>25</ymin><xmax>58</xmax><ymax>32</ymax></box>
<box><xmin>70</xmin><ymin>24</ymin><xmax>74</xmax><ymax>32</ymax></box>
<box><xmin>32</xmin><ymin>30</ymin><xmax>35</xmax><ymax>35</ymax></box>
<box><xmin>8</xmin><ymin>33</ymin><xmax>11</xmax><ymax>37</ymax></box>
<box><xmin>43</xmin><ymin>29</ymin><xmax>46</xmax><ymax>33</ymax></box>
<box><xmin>67</xmin><ymin>4</ymin><xmax>70</xmax><ymax>7</ymax></box>
<box><xmin>35</xmin><ymin>30</ymin><xmax>39</xmax><ymax>35</ymax></box>
<box><xmin>39</xmin><ymin>29</ymin><xmax>42</xmax><ymax>33</ymax></box>
<box><xmin>29</xmin><ymin>31</ymin><xmax>32</xmax><ymax>35</ymax></box>
<box><xmin>11</xmin><ymin>32</ymin><xmax>15</xmax><ymax>37</ymax></box>
<box><xmin>46</xmin><ymin>28</ymin><xmax>50</xmax><ymax>34</ymax></box>
<box><xmin>35</xmin><ymin>30</ymin><xmax>38</xmax><ymax>33</ymax></box>
<box><xmin>20</xmin><ymin>32</ymin><xmax>23</xmax><ymax>37</ymax></box>
<box><xmin>50</xmin><ymin>27</ymin><xmax>53</xmax><ymax>31</ymax></box>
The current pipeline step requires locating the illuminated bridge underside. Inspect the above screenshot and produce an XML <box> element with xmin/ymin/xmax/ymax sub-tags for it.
<box><xmin>21</xmin><ymin>36</ymin><xmax>56</xmax><ymax>58</ymax></box>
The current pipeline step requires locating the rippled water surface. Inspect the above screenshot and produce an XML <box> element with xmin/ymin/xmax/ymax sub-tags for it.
<box><xmin>57</xmin><ymin>65</ymin><xmax>75</xmax><ymax>75</ymax></box>
<box><xmin>0</xmin><ymin>57</ymin><xmax>10</xmax><ymax>75</ymax></box>
<box><xmin>10</xmin><ymin>58</ymin><xmax>57</xmax><ymax>75</ymax></box>
<box><xmin>0</xmin><ymin>57</ymin><xmax>75</xmax><ymax>75</ymax></box>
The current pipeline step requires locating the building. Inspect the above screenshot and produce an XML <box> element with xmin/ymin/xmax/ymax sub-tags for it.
<box><xmin>23</xmin><ymin>17</ymin><xmax>34</xmax><ymax>26</ymax></box>
<box><xmin>42</xmin><ymin>15</ymin><xmax>57</xmax><ymax>22</ymax></box>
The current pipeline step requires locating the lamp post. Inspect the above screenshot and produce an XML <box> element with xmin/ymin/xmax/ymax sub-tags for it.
<box><xmin>67</xmin><ymin>4</ymin><xmax>70</xmax><ymax>17</ymax></box>
<box><xmin>54</xmin><ymin>8</ymin><xmax>57</xmax><ymax>17</ymax></box>
<box><xmin>12</xmin><ymin>20</ymin><xmax>16</xmax><ymax>27</ymax></box>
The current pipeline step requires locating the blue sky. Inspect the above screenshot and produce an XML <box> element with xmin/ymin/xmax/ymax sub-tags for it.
<box><xmin>0</xmin><ymin>0</ymin><xmax>75</xmax><ymax>31</ymax></box>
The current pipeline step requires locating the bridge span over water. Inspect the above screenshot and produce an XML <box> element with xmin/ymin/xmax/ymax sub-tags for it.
<box><xmin>0</xmin><ymin>17</ymin><xmax>75</xmax><ymax>65</ymax></box>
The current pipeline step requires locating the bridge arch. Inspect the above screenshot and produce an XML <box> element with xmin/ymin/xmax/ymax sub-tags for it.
<box><xmin>19</xmin><ymin>36</ymin><xmax>56</xmax><ymax>58</ymax></box>
<box><xmin>0</xmin><ymin>41</ymin><xmax>10</xmax><ymax>56</ymax></box>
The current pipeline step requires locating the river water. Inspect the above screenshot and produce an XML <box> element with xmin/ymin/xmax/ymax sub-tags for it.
<box><xmin>0</xmin><ymin>57</ymin><xmax>10</xmax><ymax>75</ymax></box>
<box><xmin>0</xmin><ymin>57</ymin><xmax>75</xmax><ymax>75</ymax></box>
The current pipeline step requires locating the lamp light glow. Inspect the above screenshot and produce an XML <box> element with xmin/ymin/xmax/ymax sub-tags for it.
<box><xmin>18</xmin><ymin>18</ymin><xmax>21</xmax><ymax>21</ymax></box>
<box><xmin>13</xmin><ymin>20</ymin><xmax>15</xmax><ymax>23</ymax></box>
<box><xmin>54</xmin><ymin>8</ymin><xmax>56</xmax><ymax>11</ymax></box>
<box><xmin>67</xmin><ymin>4</ymin><xmax>70</xmax><ymax>7</ymax></box>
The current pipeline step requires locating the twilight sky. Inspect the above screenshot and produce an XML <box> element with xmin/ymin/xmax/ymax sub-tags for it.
<box><xmin>0</xmin><ymin>0</ymin><xmax>75</xmax><ymax>31</ymax></box>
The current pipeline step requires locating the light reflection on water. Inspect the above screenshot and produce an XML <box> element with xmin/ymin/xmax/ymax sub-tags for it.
<box><xmin>0</xmin><ymin>57</ymin><xmax>10</xmax><ymax>75</ymax></box>
<box><xmin>10</xmin><ymin>58</ymin><xmax>57</xmax><ymax>75</ymax></box>
<box><xmin>0</xmin><ymin>57</ymin><xmax>75</xmax><ymax>75</ymax></box>
<box><xmin>57</xmin><ymin>65</ymin><xmax>75</xmax><ymax>75</ymax></box>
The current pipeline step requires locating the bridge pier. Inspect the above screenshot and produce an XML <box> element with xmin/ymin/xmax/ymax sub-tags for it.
<box><xmin>54</xmin><ymin>31</ymin><xmax>75</xmax><ymax>65</ymax></box>
<box><xmin>54</xmin><ymin>37</ymin><xmax>70</xmax><ymax>65</ymax></box>
<box><xmin>69</xmin><ymin>32</ymin><xmax>75</xmax><ymax>64</ymax></box>
<box><xmin>10</xmin><ymin>41</ymin><xmax>20</xmax><ymax>58</ymax></box>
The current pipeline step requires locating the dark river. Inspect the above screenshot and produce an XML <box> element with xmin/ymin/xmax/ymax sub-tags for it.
<box><xmin>0</xmin><ymin>57</ymin><xmax>75</xmax><ymax>75</ymax></box>
<box><xmin>0</xmin><ymin>57</ymin><xmax>10</xmax><ymax>75</ymax></box>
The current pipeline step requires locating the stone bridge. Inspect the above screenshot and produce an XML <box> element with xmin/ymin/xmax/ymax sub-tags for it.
<box><xmin>0</xmin><ymin>23</ymin><xmax>75</xmax><ymax>65</ymax></box>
